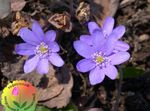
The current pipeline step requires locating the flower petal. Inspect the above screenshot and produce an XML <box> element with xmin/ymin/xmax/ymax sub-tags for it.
<box><xmin>36</xmin><ymin>58</ymin><xmax>49</xmax><ymax>74</ymax></box>
<box><xmin>89</xmin><ymin>67</ymin><xmax>105</xmax><ymax>85</ymax></box>
<box><xmin>18</xmin><ymin>28</ymin><xmax>40</xmax><ymax>45</ymax></box>
<box><xmin>114</xmin><ymin>40</ymin><xmax>130</xmax><ymax>51</ymax></box>
<box><xmin>80</xmin><ymin>35</ymin><xmax>93</xmax><ymax>46</ymax></box>
<box><xmin>100</xmin><ymin>33</ymin><xmax>117</xmax><ymax>55</ymax></box>
<box><xmin>103</xmin><ymin>65</ymin><xmax>118</xmax><ymax>79</ymax></box>
<box><xmin>49</xmin><ymin>53</ymin><xmax>64</xmax><ymax>67</ymax></box>
<box><xmin>24</xmin><ymin>55</ymin><xmax>39</xmax><ymax>73</ymax></box>
<box><xmin>92</xmin><ymin>30</ymin><xmax>106</xmax><ymax>51</ymax></box>
<box><xmin>15</xmin><ymin>43</ymin><xmax>35</xmax><ymax>55</ymax></box>
<box><xmin>108</xmin><ymin>52</ymin><xmax>130</xmax><ymax>65</ymax></box>
<box><xmin>32</xmin><ymin>21</ymin><xmax>44</xmax><ymax>41</ymax></box>
<box><xmin>88</xmin><ymin>22</ymin><xmax>100</xmax><ymax>34</ymax></box>
<box><xmin>112</xmin><ymin>25</ymin><xmax>125</xmax><ymax>39</ymax></box>
<box><xmin>49</xmin><ymin>42</ymin><xmax>60</xmax><ymax>52</ymax></box>
<box><xmin>73</xmin><ymin>40</ymin><xmax>95</xmax><ymax>58</ymax></box>
<box><xmin>102</xmin><ymin>16</ymin><xmax>114</xmax><ymax>36</ymax></box>
<box><xmin>76</xmin><ymin>59</ymin><xmax>95</xmax><ymax>72</ymax></box>
<box><xmin>45</xmin><ymin>30</ymin><xmax>56</xmax><ymax>42</ymax></box>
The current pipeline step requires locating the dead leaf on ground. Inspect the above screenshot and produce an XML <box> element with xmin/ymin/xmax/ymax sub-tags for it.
<box><xmin>90</xmin><ymin>0</ymin><xmax>119</xmax><ymax>26</ymax></box>
<box><xmin>76</xmin><ymin>2</ymin><xmax>90</xmax><ymax>24</ymax></box>
<box><xmin>48</xmin><ymin>12</ymin><xmax>72</xmax><ymax>32</ymax></box>
<box><xmin>39</xmin><ymin>64</ymin><xmax>73</xmax><ymax>108</ymax></box>
<box><xmin>37</xmin><ymin>85</ymin><xmax>64</xmax><ymax>101</ymax></box>
<box><xmin>1</xmin><ymin>57</ymin><xmax>42</xmax><ymax>86</ymax></box>
<box><xmin>0</xmin><ymin>0</ymin><xmax>10</xmax><ymax>19</ymax></box>
<box><xmin>1</xmin><ymin>57</ymin><xmax>73</xmax><ymax>108</ymax></box>
<box><xmin>11</xmin><ymin>12</ymin><xmax>31</xmax><ymax>35</ymax></box>
<box><xmin>11</xmin><ymin>0</ymin><xmax>26</xmax><ymax>11</ymax></box>
<box><xmin>37</xmin><ymin>67</ymin><xmax>64</xmax><ymax>101</ymax></box>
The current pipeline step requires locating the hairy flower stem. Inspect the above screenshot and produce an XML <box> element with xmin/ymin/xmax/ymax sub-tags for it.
<box><xmin>111</xmin><ymin>66</ymin><xmax>123</xmax><ymax>111</ymax></box>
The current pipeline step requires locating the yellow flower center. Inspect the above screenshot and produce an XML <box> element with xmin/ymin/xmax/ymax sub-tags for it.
<box><xmin>96</xmin><ymin>56</ymin><xmax>104</xmax><ymax>63</ymax></box>
<box><xmin>39</xmin><ymin>45</ymin><xmax>48</xmax><ymax>54</ymax></box>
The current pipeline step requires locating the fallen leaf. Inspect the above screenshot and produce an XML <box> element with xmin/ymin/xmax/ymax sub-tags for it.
<box><xmin>48</xmin><ymin>12</ymin><xmax>72</xmax><ymax>32</ymax></box>
<box><xmin>120</xmin><ymin>0</ymin><xmax>135</xmax><ymax>7</ymax></box>
<box><xmin>76</xmin><ymin>2</ymin><xmax>90</xmax><ymax>24</ymax></box>
<box><xmin>37</xmin><ymin>68</ymin><xmax>64</xmax><ymax>101</ymax></box>
<box><xmin>1</xmin><ymin>57</ymin><xmax>43</xmax><ymax>86</ymax></box>
<box><xmin>90</xmin><ymin>0</ymin><xmax>119</xmax><ymax>26</ymax></box>
<box><xmin>11</xmin><ymin>12</ymin><xmax>31</xmax><ymax>35</ymax></box>
<box><xmin>37</xmin><ymin>85</ymin><xmax>64</xmax><ymax>101</ymax></box>
<box><xmin>0</xmin><ymin>0</ymin><xmax>10</xmax><ymax>19</ymax></box>
<box><xmin>11</xmin><ymin>0</ymin><xmax>26</xmax><ymax>11</ymax></box>
<box><xmin>1</xmin><ymin>57</ymin><xmax>73</xmax><ymax>108</ymax></box>
<box><xmin>39</xmin><ymin>64</ymin><xmax>73</xmax><ymax>108</ymax></box>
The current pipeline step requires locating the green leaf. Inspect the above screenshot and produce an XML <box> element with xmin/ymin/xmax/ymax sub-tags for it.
<box><xmin>13</xmin><ymin>101</ymin><xmax>20</xmax><ymax>108</ymax></box>
<box><xmin>117</xmin><ymin>67</ymin><xmax>144</xmax><ymax>79</ymax></box>
<box><xmin>21</xmin><ymin>101</ymin><xmax>27</xmax><ymax>108</ymax></box>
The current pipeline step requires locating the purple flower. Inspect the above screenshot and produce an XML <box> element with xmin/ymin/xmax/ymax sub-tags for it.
<box><xmin>80</xmin><ymin>17</ymin><xmax>129</xmax><ymax>53</ymax></box>
<box><xmin>74</xmin><ymin>30</ymin><xmax>130</xmax><ymax>85</ymax></box>
<box><xmin>16</xmin><ymin>21</ymin><xmax>64</xmax><ymax>74</ymax></box>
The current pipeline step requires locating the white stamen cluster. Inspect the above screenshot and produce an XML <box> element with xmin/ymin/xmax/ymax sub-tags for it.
<box><xmin>92</xmin><ymin>52</ymin><xmax>110</xmax><ymax>68</ymax></box>
<box><xmin>35</xmin><ymin>42</ymin><xmax>50</xmax><ymax>57</ymax></box>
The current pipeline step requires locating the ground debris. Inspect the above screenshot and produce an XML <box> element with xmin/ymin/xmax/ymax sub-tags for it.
<box><xmin>11</xmin><ymin>0</ymin><xmax>26</xmax><ymax>12</ymax></box>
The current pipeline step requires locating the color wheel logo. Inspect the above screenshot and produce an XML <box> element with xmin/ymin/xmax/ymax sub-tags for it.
<box><xmin>1</xmin><ymin>80</ymin><xmax>37</xmax><ymax>111</ymax></box>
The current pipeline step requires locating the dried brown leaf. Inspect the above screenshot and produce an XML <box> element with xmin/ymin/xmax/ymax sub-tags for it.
<box><xmin>39</xmin><ymin>65</ymin><xmax>73</xmax><ymax>108</ymax></box>
<box><xmin>0</xmin><ymin>0</ymin><xmax>10</xmax><ymax>19</ymax></box>
<box><xmin>91</xmin><ymin>0</ymin><xmax>119</xmax><ymax>26</ymax></box>
<box><xmin>76</xmin><ymin>2</ymin><xmax>90</xmax><ymax>24</ymax></box>
<box><xmin>1</xmin><ymin>57</ymin><xmax>73</xmax><ymax>108</ymax></box>
<box><xmin>48</xmin><ymin>12</ymin><xmax>72</xmax><ymax>32</ymax></box>
<box><xmin>11</xmin><ymin>12</ymin><xmax>31</xmax><ymax>35</ymax></box>
<box><xmin>38</xmin><ymin>85</ymin><xmax>64</xmax><ymax>101</ymax></box>
<box><xmin>120</xmin><ymin>0</ymin><xmax>135</xmax><ymax>7</ymax></box>
<box><xmin>11</xmin><ymin>0</ymin><xmax>26</xmax><ymax>11</ymax></box>
<box><xmin>1</xmin><ymin>57</ymin><xmax>43</xmax><ymax>86</ymax></box>
<box><xmin>37</xmin><ymin>68</ymin><xmax>64</xmax><ymax>101</ymax></box>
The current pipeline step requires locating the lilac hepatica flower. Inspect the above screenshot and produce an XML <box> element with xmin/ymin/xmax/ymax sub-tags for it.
<box><xmin>16</xmin><ymin>21</ymin><xmax>64</xmax><ymax>74</ymax></box>
<box><xmin>74</xmin><ymin>30</ymin><xmax>130</xmax><ymax>85</ymax></box>
<box><xmin>80</xmin><ymin>16</ymin><xmax>129</xmax><ymax>53</ymax></box>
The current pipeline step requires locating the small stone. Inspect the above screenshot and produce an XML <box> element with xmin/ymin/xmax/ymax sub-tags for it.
<box><xmin>139</xmin><ymin>34</ymin><xmax>149</xmax><ymax>42</ymax></box>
